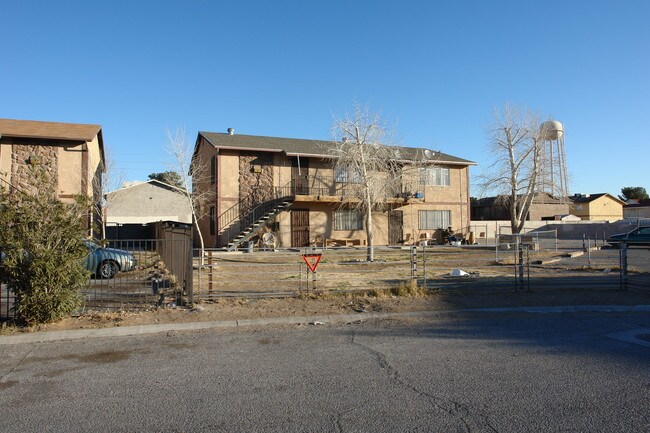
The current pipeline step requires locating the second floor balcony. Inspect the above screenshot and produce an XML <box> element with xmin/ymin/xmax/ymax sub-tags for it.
<box><xmin>286</xmin><ymin>174</ymin><xmax>425</xmax><ymax>202</ymax></box>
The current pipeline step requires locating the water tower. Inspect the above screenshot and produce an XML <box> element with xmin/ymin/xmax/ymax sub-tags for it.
<box><xmin>538</xmin><ymin>120</ymin><xmax>569</xmax><ymax>199</ymax></box>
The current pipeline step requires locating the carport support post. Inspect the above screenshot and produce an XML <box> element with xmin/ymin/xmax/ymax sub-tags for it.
<box><xmin>619</xmin><ymin>242</ymin><xmax>628</xmax><ymax>290</ymax></box>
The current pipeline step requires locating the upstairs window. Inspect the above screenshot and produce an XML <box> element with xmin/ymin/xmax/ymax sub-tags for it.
<box><xmin>420</xmin><ymin>167</ymin><xmax>450</xmax><ymax>186</ymax></box>
<box><xmin>335</xmin><ymin>166</ymin><xmax>362</xmax><ymax>183</ymax></box>
<box><xmin>209</xmin><ymin>206</ymin><xmax>215</xmax><ymax>236</ymax></box>
<box><xmin>210</xmin><ymin>156</ymin><xmax>216</xmax><ymax>185</ymax></box>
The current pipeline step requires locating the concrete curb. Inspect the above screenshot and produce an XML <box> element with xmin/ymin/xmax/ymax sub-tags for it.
<box><xmin>1</xmin><ymin>305</ymin><xmax>649</xmax><ymax>345</ymax></box>
<box><xmin>0</xmin><ymin>310</ymin><xmax>447</xmax><ymax>345</ymax></box>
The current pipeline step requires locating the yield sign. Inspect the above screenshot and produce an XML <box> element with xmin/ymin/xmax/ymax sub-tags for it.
<box><xmin>302</xmin><ymin>254</ymin><xmax>322</xmax><ymax>273</ymax></box>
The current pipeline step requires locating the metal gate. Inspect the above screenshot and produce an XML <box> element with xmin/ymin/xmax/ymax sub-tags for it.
<box><xmin>291</xmin><ymin>209</ymin><xmax>310</xmax><ymax>247</ymax></box>
<box><xmin>388</xmin><ymin>210</ymin><xmax>403</xmax><ymax>245</ymax></box>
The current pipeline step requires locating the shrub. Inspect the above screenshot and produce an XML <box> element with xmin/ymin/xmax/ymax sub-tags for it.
<box><xmin>0</xmin><ymin>173</ymin><xmax>89</xmax><ymax>325</ymax></box>
<box><xmin>390</xmin><ymin>280</ymin><xmax>428</xmax><ymax>297</ymax></box>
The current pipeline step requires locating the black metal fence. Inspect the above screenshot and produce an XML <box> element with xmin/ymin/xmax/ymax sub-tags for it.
<box><xmin>3</xmin><ymin>240</ymin><xmax>648</xmax><ymax>321</ymax></box>
<box><xmin>1</xmin><ymin>233</ymin><xmax>193</xmax><ymax>321</ymax></box>
<box><xmin>192</xmin><ymin>243</ymin><xmax>650</xmax><ymax>299</ymax></box>
<box><xmin>83</xmin><ymin>237</ymin><xmax>191</xmax><ymax>312</ymax></box>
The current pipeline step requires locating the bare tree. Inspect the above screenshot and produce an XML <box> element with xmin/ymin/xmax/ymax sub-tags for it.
<box><xmin>165</xmin><ymin>127</ymin><xmax>213</xmax><ymax>255</ymax></box>
<box><xmin>330</xmin><ymin>104</ymin><xmax>408</xmax><ymax>262</ymax></box>
<box><xmin>477</xmin><ymin>104</ymin><xmax>557</xmax><ymax>234</ymax></box>
<box><xmin>92</xmin><ymin>148</ymin><xmax>125</xmax><ymax>239</ymax></box>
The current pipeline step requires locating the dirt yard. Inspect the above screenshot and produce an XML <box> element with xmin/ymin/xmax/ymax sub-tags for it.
<box><xmin>3</xmin><ymin>287</ymin><xmax>648</xmax><ymax>335</ymax></box>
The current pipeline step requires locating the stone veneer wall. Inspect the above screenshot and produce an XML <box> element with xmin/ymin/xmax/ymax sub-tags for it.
<box><xmin>11</xmin><ymin>144</ymin><xmax>58</xmax><ymax>194</ymax></box>
<box><xmin>239</xmin><ymin>153</ymin><xmax>274</xmax><ymax>216</ymax></box>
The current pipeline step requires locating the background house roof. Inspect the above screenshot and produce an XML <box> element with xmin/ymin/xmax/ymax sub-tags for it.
<box><xmin>198</xmin><ymin>131</ymin><xmax>476</xmax><ymax>166</ymax></box>
<box><xmin>106</xmin><ymin>179</ymin><xmax>184</xmax><ymax>196</ymax></box>
<box><xmin>625</xmin><ymin>199</ymin><xmax>650</xmax><ymax>208</ymax></box>
<box><xmin>571</xmin><ymin>193</ymin><xmax>625</xmax><ymax>205</ymax></box>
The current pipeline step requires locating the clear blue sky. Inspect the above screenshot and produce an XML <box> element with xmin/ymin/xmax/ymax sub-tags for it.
<box><xmin>2</xmin><ymin>0</ymin><xmax>648</xmax><ymax>197</ymax></box>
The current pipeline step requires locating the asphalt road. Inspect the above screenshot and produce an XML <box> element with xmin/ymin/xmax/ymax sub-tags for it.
<box><xmin>1</xmin><ymin>310</ymin><xmax>649</xmax><ymax>432</ymax></box>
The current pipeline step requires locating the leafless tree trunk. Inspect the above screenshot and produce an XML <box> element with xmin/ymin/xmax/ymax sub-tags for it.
<box><xmin>477</xmin><ymin>104</ymin><xmax>557</xmax><ymax>234</ymax></box>
<box><xmin>330</xmin><ymin>104</ymin><xmax>406</xmax><ymax>261</ymax></box>
<box><xmin>90</xmin><ymin>148</ymin><xmax>125</xmax><ymax>240</ymax></box>
<box><xmin>165</xmin><ymin>127</ymin><xmax>212</xmax><ymax>257</ymax></box>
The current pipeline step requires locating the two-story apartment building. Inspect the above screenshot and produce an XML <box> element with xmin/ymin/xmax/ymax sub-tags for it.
<box><xmin>0</xmin><ymin>118</ymin><xmax>105</xmax><ymax>236</ymax></box>
<box><xmin>192</xmin><ymin>129</ymin><xmax>475</xmax><ymax>249</ymax></box>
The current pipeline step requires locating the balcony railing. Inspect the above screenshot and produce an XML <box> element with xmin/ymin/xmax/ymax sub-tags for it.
<box><xmin>289</xmin><ymin>175</ymin><xmax>423</xmax><ymax>199</ymax></box>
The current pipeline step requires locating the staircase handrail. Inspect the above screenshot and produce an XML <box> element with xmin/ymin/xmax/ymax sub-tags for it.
<box><xmin>218</xmin><ymin>181</ymin><xmax>294</xmax><ymax>236</ymax></box>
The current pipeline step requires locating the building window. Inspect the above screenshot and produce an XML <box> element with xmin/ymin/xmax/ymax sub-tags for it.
<box><xmin>210</xmin><ymin>156</ymin><xmax>216</xmax><ymax>185</ymax></box>
<box><xmin>419</xmin><ymin>167</ymin><xmax>450</xmax><ymax>186</ymax></box>
<box><xmin>335</xmin><ymin>210</ymin><xmax>363</xmax><ymax>230</ymax></box>
<box><xmin>335</xmin><ymin>166</ymin><xmax>362</xmax><ymax>183</ymax></box>
<box><xmin>419</xmin><ymin>210</ymin><xmax>451</xmax><ymax>230</ymax></box>
<box><xmin>209</xmin><ymin>206</ymin><xmax>215</xmax><ymax>236</ymax></box>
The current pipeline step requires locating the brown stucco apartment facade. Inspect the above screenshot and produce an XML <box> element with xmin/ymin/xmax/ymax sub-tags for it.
<box><xmin>0</xmin><ymin>118</ymin><xmax>105</xmax><ymax>235</ymax></box>
<box><xmin>192</xmin><ymin>129</ymin><xmax>475</xmax><ymax>249</ymax></box>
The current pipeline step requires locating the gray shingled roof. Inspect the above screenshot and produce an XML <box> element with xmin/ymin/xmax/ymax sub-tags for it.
<box><xmin>571</xmin><ymin>193</ymin><xmax>625</xmax><ymax>204</ymax></box>
<box><xmin>199</xmin><ymin>131</ymin><xmax>475</xmax><ymax>165</ymax></box>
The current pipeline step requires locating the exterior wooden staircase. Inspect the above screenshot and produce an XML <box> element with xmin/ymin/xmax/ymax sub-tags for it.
<box><xmin>217</xmin><ymin>183</ymin><xmax>294</xmax><ymax>251</ymax></box>
<box><xmin>225</xmin><ymin>198</ymin><xmax>293</xmax><ymax>251</ymax></box>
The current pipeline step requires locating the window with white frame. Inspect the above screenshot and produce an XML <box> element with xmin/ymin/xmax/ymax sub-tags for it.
<box><xmin>419</xmin><ymin>210</ymin><xmax>451</xmax><ymax>230</ymax></box>
<box><xmin>419</xmin><ymin>167</ymin><xmax>450</xmax><ymax>186</ymax></box>
<box><xmin>335</xmin><ymin>166</ymin><xmax>362</xmax><ymax>183</ymax></box>
<box><xmin>334</xmin><ymin>210</ymin><xmax>363</xmax><ymax>230</ymax></box>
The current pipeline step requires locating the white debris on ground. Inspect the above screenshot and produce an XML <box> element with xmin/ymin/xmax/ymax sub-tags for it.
<box><xmin>450</xmin><ymin>269</ymin><xmax>469</xmax><ymax>277</ymax></box>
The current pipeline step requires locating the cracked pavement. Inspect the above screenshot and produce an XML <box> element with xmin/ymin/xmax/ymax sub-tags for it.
<box><xmin>1</xmin><ymin>309</ymin><xmax>649</xmax><ymax>432</ymax></box>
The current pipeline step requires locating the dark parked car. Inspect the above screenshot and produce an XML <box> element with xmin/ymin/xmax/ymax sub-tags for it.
<box><xmin>84</xmin><ymin>240</ymin><xmax>137</xmax><ymax>279</ymax></box>
<box><xmin>607</xmin><ymin>226</ymin><xmax>650</xmax><ymax>247</ymax></box>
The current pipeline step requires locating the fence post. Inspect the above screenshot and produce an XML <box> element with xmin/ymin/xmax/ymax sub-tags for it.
<box><xmin>587</xmin><ymin>238</ymin><xmax>591</xmax><ymax>268</ymax></box>
<box><xmin>421</xmin><ymin>243</ymin><xmax>427</xmax><ymax>288</ymax></box>
<box><xmin>208</xmin><ymin>250</ymin><xmax>213</xmax><ymax>294</ymax></box>
<box><xmin>410</xmin><ymin>245</ymin><xmax>417</xmax><ymax>281</ymax></box>
<box><xmin>515</xmin><ymin>236</ymin><xmax>525</xmax><ymax>291</ymax></box>
<box><xmin>619</xmin><ymin>242</ymin><xmax>628</xmax><ymax>290</ymax></box>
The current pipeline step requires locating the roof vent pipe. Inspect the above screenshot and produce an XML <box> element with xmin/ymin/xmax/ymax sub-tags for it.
<box><xmin>227</xmin><ymin>128</ymin><xmax>234</xmax><ymax>135</ymax></box>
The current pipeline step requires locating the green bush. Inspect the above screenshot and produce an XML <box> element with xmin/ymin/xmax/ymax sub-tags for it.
<box><xmin>0</xmin><ymin>174</ymin><xmax>90</xmax><ymax>325</ymax></box>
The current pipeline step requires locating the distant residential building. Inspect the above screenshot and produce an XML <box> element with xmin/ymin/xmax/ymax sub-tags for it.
<box><xmin>623</xmin><ymin>199</ymin><xmax>650</xmax><ymax>220</ymax></box>
<box><xmin>105</xmin><ymin>180</ymin><xmax>192</xmax><ymax>239</ymax></box>
<box><xmin>570</xmin><ymin>193</ymin><xmax>624</xmax><ymax>221</ymax></box>
<box><xmin>471</xmin><ymin>193</ymin><xmax>570</xmax><ymax>221</ymax></box>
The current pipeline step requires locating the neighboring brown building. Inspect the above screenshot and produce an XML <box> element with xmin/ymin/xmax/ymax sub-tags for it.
<box><xmin>570</xmin><ymin>193</ymin><xmax>624</xmax><ymax>221</ymax></box>
<box><xmin>471</xmin><ymin>193</ymin><xmax>570</xmax><ymax>221</ymax></box>
<box><xmin>191</xmin><ymin>130</ymin><xmax>475</xmax><ymax>249</ymax></box>
<box><xmin>0</xmin><ymin>118</ymin><xmax>105</xmax><ymax>236</ymax></box>
<box><xmin>623</xmin><ymin>199</ymin><xmax>650</xmax><ymax>220</ymax></box>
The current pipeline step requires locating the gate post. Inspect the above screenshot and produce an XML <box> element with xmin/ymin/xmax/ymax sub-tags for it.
<box><xmin>186</xmin><ymin>237</ymin><xmax>194</xmax><ymax>305</ymax></box>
